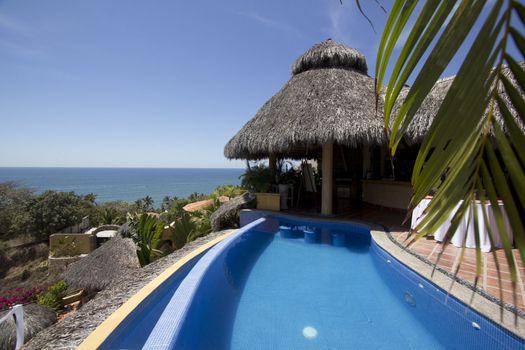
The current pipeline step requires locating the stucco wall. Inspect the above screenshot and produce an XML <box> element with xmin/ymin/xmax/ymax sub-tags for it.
<box><xmin>362</xmin><ymin>180</ymin><xmax>412</xmax><ymax>210</ymax></box>
<box><xmin>49</xmin><ymin>233</ymin><xmax>96</xmax><ymax>257</ymax></box>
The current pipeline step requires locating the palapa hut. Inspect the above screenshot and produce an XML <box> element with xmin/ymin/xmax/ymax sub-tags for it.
<box><xmin>65</xmin><ymin>235</ymin><xmax>139</xmax><ymax>292</ymax></box>
<box><xmin>225</xmin><ymin>39</ymin><xmax>385</xmax><ymax>159</ymax></box>
<box><xmin>225</xmin><ymin>39</ymin><xmax>524</xmax><ymax>214</ymax></box>
<box><xmin>225</xmin><ymin>39</ymin><xmax>398</xmax><ymax>214</ymax></box>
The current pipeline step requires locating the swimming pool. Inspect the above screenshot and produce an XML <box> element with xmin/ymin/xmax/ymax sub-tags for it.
<box><xmin>97</xmin><ymin>214</ymin><xmax>525</xmax><ymax>349</ymax></box>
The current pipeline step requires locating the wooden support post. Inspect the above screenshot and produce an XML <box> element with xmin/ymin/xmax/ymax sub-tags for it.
<box><xmin>321</xmin><ymin>143</ymin><xmax>333</xmax><ymax>215</ymax></box>
<box><xmin>269</xmin><ymin>154</ymin><xmax>277</xmax><ymax>183</ymax></box>
<box><xmin>380</xmin><ymin>147</ymin><xmax>386</xmax><ymax>178</ymax></box>
<box><xmin>362</xmin><ymin>144</ymin><xmax>370</xmax><ymax>179</ymax></box>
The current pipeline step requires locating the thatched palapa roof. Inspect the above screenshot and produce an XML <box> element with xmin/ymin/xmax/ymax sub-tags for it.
<box><xmin>225</xmin><ymin>39</ymin><xmax>524</xmax><ymax>160</ymax></box>
<box><xmin>405</xmin><ymin>61</ymin><xmax>525</xmax><ymax>142</ymax></box>
<box><xmin>65</xmin><ymin>235</ymin><xmax>139</xmax><ymax>292</ymax></box>
<box><xmin>224</xmin><ymin>39</ymin><xmax>385</xmax><ymax>160</ymax></box>
<box><xmin>0</xmin><ymin>304</ymin><xmax>56</xmax><ymax>350</ymax></box>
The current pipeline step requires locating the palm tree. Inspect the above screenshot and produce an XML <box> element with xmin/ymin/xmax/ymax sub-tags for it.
<box><xmin>133</xmin><ymin>196</ymin><xmax>155</xmax><ymax>212</ymax></box>
<box><xmin>375</xmin><ymin>0</ymin><xmax>524</xmax><ymax>306</ymax></box>
<box><xmin>143</xmin><ymin>196</ymin><xmax>154</xmax><ymax>211</ymax></box>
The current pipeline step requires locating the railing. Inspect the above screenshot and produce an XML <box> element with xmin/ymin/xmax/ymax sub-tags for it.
<box><xmin>59</xmin><ymin>216</ymin><xmax>91</xmax><ymax>233</ymax></box>
<box><xmin>0</xmin><ymin>304</ymin><xmax>25</xmax><ymax>350</ymax></box>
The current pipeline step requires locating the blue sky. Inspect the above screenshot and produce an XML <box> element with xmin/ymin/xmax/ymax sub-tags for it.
<box><xmin>0</xmin><ymin>0</ymin><xmax>521</xmax><ymax>168</ymax></box>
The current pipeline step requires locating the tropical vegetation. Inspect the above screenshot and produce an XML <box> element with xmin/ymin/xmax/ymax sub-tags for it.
<box><xmin>0</xmin><ymin>281</ymin><xmax>68</xmax><ymax>313</ymax></box>
<box><xmin>0</xmin><ymin>183</ymin><xmax>95</xmax><ymax>240</ymax></box>
<box><xmin>239</xmin><ymin>163</ymin><xmax>273</xmax><ymax>193</ymax></box>
<box><xmin>0</xmin><ymin>287</ymin><xmax>43</xmax><ymax>311</ymax></box>
<box><xmin>36</xmin><ymin>280</ymin><xmax>68</xmax><ymax>312</ymax></box>
<box><xmin>120</xmin><ymin>184</ymin><xmax>245</xmax><ymax>265</ymax></box>
<box><xmin>128</xmin><ymin>213</ymin><xmax>165</xmax><ymax>267</ymax></box>
<box><xmin>0</xmin><ymin>181</ymin><xmax>246</xmax><ymax>272</ymax></box>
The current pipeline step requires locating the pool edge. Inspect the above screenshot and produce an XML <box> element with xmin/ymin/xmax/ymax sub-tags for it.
<box><xmin>77</xmin><ymin>230</ymin><xmax>237</xmax><ymax>350</ymax></box>
<box><xmin>370</xmin><ymin>228</ymin><xmax>525</xmax><ymax>339</ymax></box>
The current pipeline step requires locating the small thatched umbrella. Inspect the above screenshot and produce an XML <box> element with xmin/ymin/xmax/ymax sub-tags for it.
<box><xmin>224</xmin><ymin>39</ymin><xmax>385</xmax><ymax>161</ymax></box>
<box><xmin>0</xmin><ymin>304</ymin><xmax>56</xmax><ymax>350</ymax></box>
<box><xmin>64</xmin><ymin>235</ymin><xmax>139</xmax><ymax>292</ymax></box>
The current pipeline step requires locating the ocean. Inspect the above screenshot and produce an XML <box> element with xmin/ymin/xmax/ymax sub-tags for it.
<box><xmin>0</xmin><ymin>168</ymin><xmax>244</xmax><ymax>204</ymax></box>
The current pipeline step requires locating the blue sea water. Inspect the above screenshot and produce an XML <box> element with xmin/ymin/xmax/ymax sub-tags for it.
<box><xmin>0</xmin><ymin>167</ymin><xmax>243</xmax><ymax>204</ymax></box>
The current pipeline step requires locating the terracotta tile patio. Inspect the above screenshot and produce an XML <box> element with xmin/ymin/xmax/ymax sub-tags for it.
<box><xmin>341</xmin><ymin>205</ymin><xmax>525</xmax><ymax>313</ymax></box>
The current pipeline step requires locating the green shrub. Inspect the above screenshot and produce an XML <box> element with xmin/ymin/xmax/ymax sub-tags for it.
<box><xmin>211</xmin><ymin>185</ymin><xmax>245</xmax><ymax>199</ymax></box>
<box><xmin>20</xmin><ymin>269</ymin><xmax>30</xmax><ymax>281</ymax></box>
<box><xmin>188</xmin><ymin>210</ymin><xmax>213</xmax><ymax>241</ymax></box>
<box><xmin>129</xmin><ymin>213</ymin><xmax>165</xmax><ymax>266</ymax></box>
<box><xmin>239</xmin><ymin>164</ymin><xmax>273</xmax><ymax>193</ymax></box>
<box><xmin>37</xmin><ymin>280</ymin><xmax>67</xmax><ymax>312</ymax></box>
<box><xmin>25</xmin><ymin>191</ymin><xmax>95</xmax><ymax>240</ymax></box>
<box><xmin>89</xmin><ymin>201</ymin><xmax>131</xmax><ymax>226</ymax></box>
<box><xmin>171</xmin><ymin>212</ymin><xmax>195</xmax><ymax>249</ymax></box>
<box><xmin>0</xmin><ymin>182</ymin><xmax>33</xmax><ymax>237</ymax></box>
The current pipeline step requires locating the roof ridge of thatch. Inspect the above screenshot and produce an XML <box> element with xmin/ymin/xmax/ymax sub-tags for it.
<box><xmin>435</xmin><ymin>75</ymin><xmax>456</xmax><ymax>84</ymax></box>
<box><xmin>403</xmin><ymin>60</ymin><xmax>525</xmax><ymax>142</ymax></box>
<box><xmin>291</xmin><ymin>39</ymin><xmax>368</xmax><ymax>76</ymax></box>
<box><xmin>435</xmin><ymin>61</ymin><xmax>524</xmax><ymax>85</ymax></box>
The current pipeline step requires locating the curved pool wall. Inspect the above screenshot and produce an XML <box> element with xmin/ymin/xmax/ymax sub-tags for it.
<box><xmin>98</xmin><ymin>251</ymin><xmax>206</xmax><ymax>349</ymax></box>
<box><xmin>372</xmin><ymin>242</ymin><xmax>524</xmax><ymax>349</ymax></box>
<box><xmin>142</xmin><ymin>218</ymin><xmax>272</xmax><ymax>349</ymax></box>
<box><xmin>99</xmin><ymin>212</ymin><xmax>525</xmax><ymax>349</ymax></box>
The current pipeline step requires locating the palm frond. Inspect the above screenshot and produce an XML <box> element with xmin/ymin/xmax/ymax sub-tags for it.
<box><xmin>376</xmin><ymin>0</ymin><xmax>525</xmax><ymax>314</ymax></box>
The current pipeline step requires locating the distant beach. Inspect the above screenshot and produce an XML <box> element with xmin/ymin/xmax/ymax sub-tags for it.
<box><xmin>0</xmin><ymin>168</ymin><xmax>244</xmax><ymax>204</ymax></box>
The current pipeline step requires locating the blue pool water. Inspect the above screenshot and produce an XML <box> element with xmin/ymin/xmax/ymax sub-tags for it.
<box><xmin>231</xmin><ymin>227</ymin><xmax>433</xmax><ymax>349</ymax></box>
<box><xmin>101</xmin><ymin>214</ymin><xmax>525</xmax><ymax>349</ymax></box>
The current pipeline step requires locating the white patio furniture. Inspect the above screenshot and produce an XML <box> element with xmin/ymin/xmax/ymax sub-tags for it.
<box><xmin>411</xmin><ymin>197</ymin><xmax>513</xmax><ymax>252</ymax></box>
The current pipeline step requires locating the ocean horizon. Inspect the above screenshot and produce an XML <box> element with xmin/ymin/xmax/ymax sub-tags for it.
<box><xmin>0</xmin><ymin>167</ymin><xmax>244</xmax><ymax>204</ymax></box>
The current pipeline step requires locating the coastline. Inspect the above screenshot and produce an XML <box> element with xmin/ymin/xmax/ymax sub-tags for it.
<box><xmin>0</xmin><ymin>167</ymin><xmax>243</xmax><ymax>204</ymax></box>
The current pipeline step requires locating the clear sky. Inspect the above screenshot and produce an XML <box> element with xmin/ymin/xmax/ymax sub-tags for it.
<box><xmin>0</xmin><ymin>1</ymin><xmax>521</xmax><ymax>168</ymax></box>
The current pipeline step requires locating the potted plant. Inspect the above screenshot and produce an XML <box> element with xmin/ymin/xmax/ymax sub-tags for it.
<box><xmin>240</xmin><ymin>164</ymin><xmax>280</xmax><ymax>211</ymax></box>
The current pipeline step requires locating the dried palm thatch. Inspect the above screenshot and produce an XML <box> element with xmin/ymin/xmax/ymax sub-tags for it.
<box><xmin>404</xmin><ymin>61</ymin><xmax>525</xmax><ymax>142</ymax></box>
<box><xmin>64</xmin><ymin>235</ymin><xmax>139</xmax><ymax>292</ymax></box>
<box><xmin>225</xmin><ymin>39</ymin><xmax>524</xmax><ymax>160</ymax></box>
<box><xmin>0</xmin><ymin>304</ymin><xmax>56</xmax><ymax>350</ymax></box>
<box><xmin>224</xmin><ymin>39</ymin><xmax>386</xmax><ymax>160</ymax></box>
<box><xmin>292</xmin><ymin>40</ymin><xmax>368</xmax><ymax>75</ymax></box>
